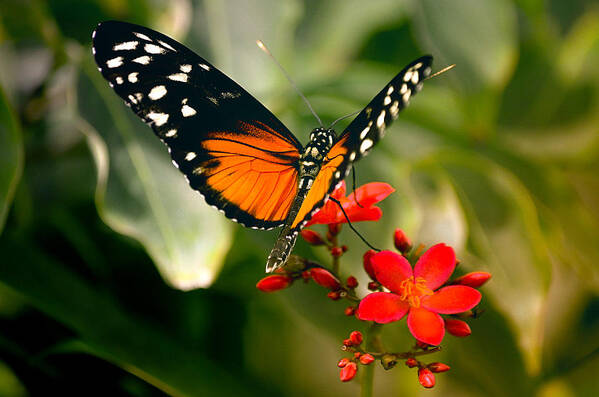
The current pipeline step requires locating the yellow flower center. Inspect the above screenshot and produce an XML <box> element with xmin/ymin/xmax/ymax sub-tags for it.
<box><xmin>398</xmin><ymin>276</ymin><xmax>434</xmax><ymax>307</ymax></box>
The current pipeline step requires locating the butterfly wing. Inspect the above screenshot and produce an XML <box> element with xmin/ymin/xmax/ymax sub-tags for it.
<box><xmin>290</xmin><ymin>56</ymin><xmax>434</xmax><ymax>230</ymax></box>
<box><xmin>92</xmin><ymin>21</ymin><xmax>302</xmax><ymax>229</ymax></box>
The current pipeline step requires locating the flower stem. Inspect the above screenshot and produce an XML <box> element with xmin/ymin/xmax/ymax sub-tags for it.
<box><xmin>331</xmin><ymin>235</ymin><xmax>340</xmax><ymax>274</ymax></box>
<box><xmin>361</xmin><ymin>323</ymin><xmax>383</xmax><ymax>397</ymax></box>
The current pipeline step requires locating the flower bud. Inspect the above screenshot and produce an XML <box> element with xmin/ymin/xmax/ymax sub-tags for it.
<box><xmin>405</xmin><ymin>358</ymin><xmax>418</xmax><ymax>368</ymax></box>
<box><xmin>428</xmin><ymin>362</ymin><xmax>450</xmax><ymax>373</ymax></box>
<box><xmin>363</xmin><ymin>249</ymin><xmax>377</xmax><ymax>280</ymax></box>
<box><xmin>300</xmin><ymin>229</ymin><xmax>326</xmax><ymax>245</ymax></box>
<box><xmin>367</xmin><ymin>281</ymin><xmax>380</xmax><ymax>291</ymax></box>
<box><xmin>346</xmin><ymin>276</ymin><xmax>358</xmax><ymax>288</ymax></box>
<box><xmin>343</xmin><ymin>338</ymin><xmax>353</xmax><ymax>347</ymax></box>
<box><xmin>353</xmin><ymin>352</ymin><xmax>361</xmax><ymax>359</ymax></box>
<box><xmin>344</xmin><ymin>306</ymin><xmax>355</xmax><ymax>316</ymax></box>
<box><xmin>337</xmin><ymin>358</ymin><xmax>350</xmax><ymax>368</ymax></box>
<box><xmin>301</xmin><ymin>270</ymin><xmax>311</xmax><ymax>280</ymax></box>
<box><xmin>328</xmin><ymin>223</ymin><xmax>342</xmax><ymax>237</ymax></box>
<box><xmin>310</xmin><ymin>267</ymin><xmax>341</xmax><ymax>290</ymax></box>
<box><xmin>444</xmin><ymin>318</ymin><xmax>471</xmax><ymax>337</ymax></box>
<box><xmin>327</xmin><ymin>290</ymin><xmax>341</xmax><ymax>300</ymax></box>
<box><xmin>331</xmin><ymin>246</ymin><xmax>343</xmax><ymax>258</ymax></box>
<box><xmin>349</xmin><ymin>331</ymin><xmax>363</xmax><ymax>345</ymax></box>
<box><xmin>256</xmin><ymin>275</ymin><xmax>292</xmax><ymax>292</ymax></box>
<box><xmin>393</xmin><ymin>229</ymin><xmax>412</xmax><ymax>253</ymax></box>
<box><xmin>418</xmin><ymin>368</ymin><xmax>435</xmax><ymax>388</ymax></box>
<box><xmin>339</xmin><ymin>362</ymin><xmax>357</xmax><ymax>382</ymax></box>
<box><xmin>360</xmin><ymin>354</ymin><xmax>375</xmax><ymax>365</ymax></box>
<box><xmin>341</xmin><ymin>245</ymin><xmax>348</xmax><ymax>252</ymax></box>
<box><xmin>451</xmin><ymin>272</ymin><xmax>491</xmax><ymax>288</ymax></box>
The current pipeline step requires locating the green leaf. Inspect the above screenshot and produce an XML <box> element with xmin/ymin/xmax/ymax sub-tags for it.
<box><xmin>0</xmin><ymin>85</ymin><xmax>23</xmax><ymax>235</ymax></box>
<box><xmin>0</xmin><ymin>237</ymin><xmax>254</xmax><ymax>397</ymax></box>
<box><xmin>77</xmin><ymin>59</ymin><xmax>233</xmax><ymax>290</ymax></box>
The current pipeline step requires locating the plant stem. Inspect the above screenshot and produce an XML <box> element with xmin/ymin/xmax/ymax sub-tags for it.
<box><xmin>331</xmin><ymin>235</ymin><xmax>340</xmax><ymax>274</ymax></box>
<box><xmin>361</xmin><ymin>323</ymin><xmax>383</xmax><ymax>397</ymax></box>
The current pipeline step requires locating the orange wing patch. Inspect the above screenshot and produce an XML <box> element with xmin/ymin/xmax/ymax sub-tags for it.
<box><xmin>290</xmin><ymin>141</ymin><xmax>349</xmax><ymax>229</ymax></box>
<box><xmin>200</xmin><ymin>121</ymin><xmax>300</xmax><ymax>223</ymax></box>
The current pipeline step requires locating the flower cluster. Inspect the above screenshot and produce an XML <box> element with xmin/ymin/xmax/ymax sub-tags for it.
<box><xmin>255</xmin><ymin>182</ymin><xmax>491</xmax><ymax>391</ymax></box>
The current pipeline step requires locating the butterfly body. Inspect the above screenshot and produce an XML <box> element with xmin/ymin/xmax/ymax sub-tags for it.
<box><xmin>92</xmin><ymin>21</ymin><xmax>433</xmax><ymax>272</ymax></box>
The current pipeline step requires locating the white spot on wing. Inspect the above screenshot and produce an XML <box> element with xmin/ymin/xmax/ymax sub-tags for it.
<box><xmin>360</xmin><ymin>139</ymin><xmax>373</xmax><ymax>153</ymax></box>
<box><xmin>148</xmin><ymin>85</ymin><xmax>167</xmax><ymax>100</ymax></box>
<box><xmin>181</xmin><ymin>104</ymin><xmax>197</xmax><ymax>117</ymax></box>
<box><xmin>390</xmin><ymin>100</ymin><xmax>400</xmax><ymax>117</ymax></box>
<box><xmin>180</xmin><ymin>64</ymin><xmax>192</xmax><ymax>73</ymax></box>
<box><xmin>387</xmin><ymin>86</ymin><xmax>394</xmax><ymax>95</ymax></box>
<box><xmin>402</xmin><ymin>90</ymin><xmax>411</xmax><ymax>103</ymax></box>
<box><xmin>185</xmin><ymin>152</ymin><xmax>197</xmax><ymax>161</ymax></box>
<box><xmin>349</xmin><ymin>152</ymin><xmax>356</xmax><ymax>161</ymax></box>
<box><xmin>115</xmin><ymin>76</ymin><xmax>124</xmax><ymax>85</ymax></box>
<box><xmin>133</xmin><ymin>56</ymin><xmax>151</xmax><ymax>65</ymax></box>
<box><xmin>400</xmin><ymin>84</ymin><xmax>408</xmax><ymax>94</ymax></box>
<box><xmin>128</xmin><ymin>72</ymin><xmax>139</xmax><ymax>83</ymax></box>
<box><xmin>144</xmin><ymin>43</ymin><xmax>165</xmax><ymax>54</ymax></box>
<box><xmin>199</xmin><ymin>63</ymin><xmax>210</xmax><ymax>71</ymax></box>
<box><xmin>106</xmin><ymin>56</ymin><xmax>123</xmax><ymax>68</ymax></box>
<box><xmin>113</xmin><ymin>41</ymin><xmax>138</xmax><ymax>51</ymax></box>
<box><xmin>377</xmin><ymin>110</ymin><xmax>386</xmax><ymax>128</ymax></box>
<box><xmin>383</xmin><ymin>96</ymin><xmax>391</xmax><ymax>105</ymax></box>
<box><xmin>147</xmin><ymin>112</ymin><xmax>169</xmax><ymax>126</ymax></box>
<box><xmin>360</xmin><ymin>126</ymin><xmax>370</xmax><ymax>139</ymax></box>
<box><xmin>158</xmin><ymin>40</ymin><xmax>176</xmax><ymax>52</ymax></box>
<box><xmin>404</xmin><ymin>70</ymin><xmax>413</xmax><ymax>82</ymax></box>
<box><xmin>165</xmin><ymin>129</ymin><xmax>177</xmax><ymax>137</ymax></box>
<box><xmin>411</xmin><ymin>71</ymin><xmax>419</xmax><ymax>85</ymax></box>
<box><xmin>168</xmin><ymin>73</ymin><xmax>188</xmax><ymax>82</ymax></box>
<box><xmin>134</xmin><ymin>32</ymin><xmax>152</xmax><ymax>41</ymax></box>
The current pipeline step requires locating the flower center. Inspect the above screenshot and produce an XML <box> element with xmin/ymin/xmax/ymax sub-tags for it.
<box><xmin>398</xmin><ymin>276</ymin><xmax>434</xmax><ymax>307</ymax></box>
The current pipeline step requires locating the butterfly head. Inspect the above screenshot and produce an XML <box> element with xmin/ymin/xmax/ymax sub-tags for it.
<box><xmin>309</xmin><ymin>127</ymin><xmax>336</xmax><ymax>148</ymax></box>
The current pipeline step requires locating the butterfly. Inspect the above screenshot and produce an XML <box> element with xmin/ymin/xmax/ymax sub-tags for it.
<box><xmin>92</xmin><ymin>20</ymin><xmax>433</xmax><ymax>272</ymax></box>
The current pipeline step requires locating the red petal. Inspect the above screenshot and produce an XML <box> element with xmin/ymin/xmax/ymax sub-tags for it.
<box><xmin>371</xmin><ymin>250</ymin><xmax>413</xmax><ymax>293</ymax></box>
<box><xmin>348</xmin><ymin>182</ymin><xmax>395</xmax><ymax>207</ymax></box>
<box><xmin>256</xmin><ymin>275</ymin><xmax>292</xmax><ymax>292</ymax></box>
<box><xmin>413</xmin><ymin>243</ymin><xmax>456</xmax><ymax>290</ymax></box>
<box><xmin>363</xmin><ymin>249</ymin><xmax>377</xmax><ymax>280</ymax></box>
<box><xmin>407</xmin><ymin>307</ymin><xmax>445</xmax><ymax>346</ymax></box>
<box><xmin>331</xmin><ymin>180</ymin><xmax>347</xmax><ymax>200</ymax></box>
<box><xmin>310</xmin><ymin>268</ymin><xmax>341</xmax><ymax>290</ymax></box>
<box><xmin>357</xmin><ymin>292</ymin><xmax>409</xmax><ymax>323</ymax></box>
<box><xmin>421</xmin><ymin>286</ymin><xmax>481</xmax><ymax>314</ymax></box>
<box><xmin>343</xmin><ymin>207</ymin><xmax>382</xmax><ymax>223</ymax></box>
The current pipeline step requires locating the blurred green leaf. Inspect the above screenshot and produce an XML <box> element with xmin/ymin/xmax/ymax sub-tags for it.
<box><xmin>413</xmin><ymin>0</ymin><xmax>518</xmax><ymax>93</ymax></box>
<box><xmin>0</xmin><ymin>237</ymin><xmax>254</xmax><ymax>397</ymax></box>
<box><xmin>76</xmin><ymin>59</ymin><xmax>233</xmax><ymax>290</ymax></box>
<box><xmin>0</xmin><ymin>84</ymin><xmax>23</xmax><ymax>235</ymax></box>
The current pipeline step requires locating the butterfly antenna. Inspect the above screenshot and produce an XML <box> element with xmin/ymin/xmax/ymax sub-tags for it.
<box><xmin>257</xmin><ymin>40</ymin><xmax>323</xmax><ymax>127</ymax></box>
<box><xmin>329</xmin><ymin>110</ymin><xmax>361</xmax><ymax>129</ymax></box>
<box><xmin>351</xmin><ymin>166</ymin><xmax>365</xmax><ymax>208</ymax></box>
<box><xmin>328</xmin><ymin>197</ymin><xmax>380</xmax><ymax>251</ymax></box>
<box><xmin>424</xmin><ymin>63</ymin><xmax>456</xmax><ymax>81</ymax></box>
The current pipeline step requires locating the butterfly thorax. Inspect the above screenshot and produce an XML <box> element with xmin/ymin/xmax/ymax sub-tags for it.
<box><xmin>298</xmin><ymin>127</ymin><xmax>336</xmax><ymax>187</ymax></box>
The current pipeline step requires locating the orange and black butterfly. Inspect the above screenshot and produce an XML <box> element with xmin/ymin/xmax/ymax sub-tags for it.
<box><xmin>92</xmin><ymin>21</ymin><xmax>433</xmax><ymax>272</ymax></box>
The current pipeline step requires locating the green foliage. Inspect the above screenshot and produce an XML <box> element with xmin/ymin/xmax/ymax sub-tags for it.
<box><xmin>0</xmin><ymin>0</ymin><xmax>598</xmax><ymax>395</ymax></box>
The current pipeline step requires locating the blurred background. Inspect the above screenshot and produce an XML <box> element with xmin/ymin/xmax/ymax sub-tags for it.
<box><xmin>1</xmin><ymin>0</ymin><xmax>599</xmax><ymax>395</ymax></box>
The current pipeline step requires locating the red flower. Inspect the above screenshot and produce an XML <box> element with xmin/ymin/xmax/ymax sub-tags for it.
<box><xmin>418</xmin><ymin>368</ymin><xmax>435</xmax><ymax>388</ymax></box>
<box><xmin>305</xmin><ymin>181</ymin><xmax>394</xmax><ymax>226</ymax></box>
<box><xmin>356</xmin><ymin>245</ymin><xmax>481</xmax><ymax>345</ymax></box>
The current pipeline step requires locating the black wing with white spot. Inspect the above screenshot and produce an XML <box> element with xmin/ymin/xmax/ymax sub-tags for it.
<box><xmin>92</xmin><ymin>20</ymin><xmax>304</xmax><ymax>230</ymax></box>
<box><xmin>327</xmin><ymin>56</ymin><xmax>433</xmax><ymax>189</ymax></box>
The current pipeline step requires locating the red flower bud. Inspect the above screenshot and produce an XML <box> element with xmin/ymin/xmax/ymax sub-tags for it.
<box><xmin>428</xmin><ymin>362</ymin><xmax>450</xmax><ymax>373</ymax></box>
<box><xmin>256</xmin><ymin>275</ymin><xmax>292</xmax><ymax>292</ymax></box>
<box><xmin>418</xmin><ymin>368</ymin><xmax>435</xmax><ymax>388</ymax></box>
<box><xmin>341</xmin><ymin>245</ymin><xmax>348</xmax><ymax>252</ymax></box>
<box><xmin>367</xmin><ymin>281</ymin><xmax>380</xmax><ymax>291</ymax></box>
<box><xmin>360</xmin><ymin>354</ymin><xmax>375</xmax><ymax>365</ymax></box>
<box><xmin>327</xmin><ymin>290</ymin><xmax>341</xmax><ymax>300</ymax></box>
<box><xmin>451</xmin><ymin>272</ymin><xmax>492</xmax><ymax>288</ymax></box>
<box><xmin>349</xmin><ymin>331</ymin><xmax>363</xmax><ymax>345</ymax></box>
<box><xmin>444</xmin><ymin>318</ymin><xmax>471</xmax><ymax>337</ymax></box>
<box><xmin>300</xmin><ymin>229</ymin><xmax>326</xmax><ymax>245</ymax></box>
<box><xmin>331</xmin><ymin>246</ymin><xmax>343</xmax><ymax>258</ymax></box>
<box><xmin>301</xmin><ymin>270</ymin><xmax>311</xmax><ymax>280</ymax></box>
<box><xmin>344</xmin><ymin>306</ymin><xmax>355</xmax><ymax>316</ymax></box>
<box><xmin>339</xmin><ymin>362</ymin><xmax>357</xmax><ymax>382</ymax></box>
<box><xmin>363</xmin><ymin>249</ymin><xmax>377</xmax><ymax>280</ymax></box>
<box><xmin>337</xmin><ymin>358</ymin><xmax>350</xmax><ymax>368</ymax></box>
<box><xmin>346</xmin><ymin>276</ymin><xmax>358</xmax><ymax>288</ymax></box>
<box><xmin>343</xmin><ymin>338</ymin><xmax>353</xmax><ymax>347</ymax></box>
<box><xmin>405</xmin><ymin>358</ymin><xmax>418</xmax><ymax>368</ymax></box>
<box><xmin>328</xmin><ymin>223</ymin><xmax>342</xmax><ymax>237</ymax></box>
<box><xmin>353</xmin><ymin>352</ymin><xmax>361</xmax><ymax>359</ymax></box>
<box><xmin>310</xmin><ymin>268</ymin><xmax>341</xmax><ymax>290</ymax></box>
<box><xmin>393</xmin><ymin>229</ymin><xmax>412</xmax><ymax>253</ymax></box>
